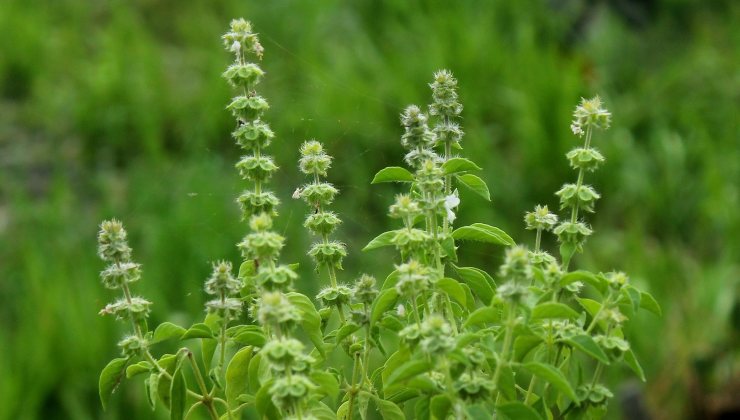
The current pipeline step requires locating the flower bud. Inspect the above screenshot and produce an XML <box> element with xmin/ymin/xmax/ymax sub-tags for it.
<box><xmin>605</xmin><ymin>271</ymin><xmax>629</xmax><ymax>290</ymax></box>
<box><xmin>352</xmin><ymin>274</ymin><xmax>378</xmax><ymax>305</ymax></box>
<box><xmin>420</xmin><ymin>315</ymin><xmax>456</xmax><ymax>355</ymax></box>
<box><xmin>222</xmin><ymin>63</ymin><xmax>265</xmax><ymax>90</ymax></box>
<box><xmin>555</xmin><ymin>184</ymin><xmax>601</xmax><ymax>213</ymax></box>
<box><xmin>499</xmin><ymin>246</ymin><xmax>532</xmax><ymax>283</ymax></box>
<box><xmin>571</xmin><ymin>96</ymin><xmax>611</xmax><ymax>136</ymax></box>
<box><xmin>395</xmin><ymin>260</ymin><xmax>430</xmax><ymax>297</ymax></box>
<box><xmin>303</xmin><ymin>211</ymin><xmax>341</xmax><ymax>236</ymax></box>
<box><xmin>400</xmin><ymin>105</ymin><xmax>435</xmax><ymax>151</ymax></box>
<box><xmin>566</xmin><ymin>147</ymin><xmax>605</xmax><ymax>172</ymax></box>
<box><xmin>227</xmin><ymin>95</ymin><xmax>269</xmax><ymax>122</ymax></box>
<box><xmin>269</xmin><ymin>375</ymin><xmax>315</xmax><ymax>410</ymax></box>
<box><xmin>262</xmin><ymin>337</ymin><xmax>305</xmax><ymax>369</ymax></box>
<box><xmin>429</xmin><ymin>70</ymin><xmax>463</xmax><ymax>119</ymax></box>
<box><xmin>118</xmin><ymin>334</ymin><xmax>148</xmax><ymax>358</ymax></box>
<box><xmin>257</xmin><ymin>292</ymin><xmax>302</xmax><ymax>328</ymax></box>
<box><xmin>237</xmin><ymin>190</ymin><xmax>280</xmax><ymax>218</ymax></box>
<box><xmin>299</xmin><ymin>183</ymin><xmax>338</xmax><ymax>207</ymax></box>
<box><xmin>100</xmin><ymin>262</ymin><xmax>142</xmax><ymax>289</ymax></box>
<box><xmin>232</xmin><ymin>121</ymin><xmax>274</xmax><ymax>151</ymax></box>
<box><xmin>308</xmin><ymin>241</ymin><xmax>347</xmax><ymax>270</ymax></box>
<box><xmin>205</xmin><ymin>297</ymin><xmax>243</xmax><ymax>319</ymax></box>
<box><xmin>298</xmin><ymin>140</ymin><xmax>332</xmax><ymax>176</ymax></box>
<box><xmin>455</xmin><ymin>373</ymin><xmax>495</xmax><ymax>402</ymax></box>
<box><xmin>100</xmin><ymin>297</ymin><xmax>152</xmax><ymax>321</ymax></box>
<box><xmin>389</xmin><ymin>194</ymin><xmax>421</xmax><ymax>220</ymax></box>
<box><xmin>524</xmin><ymin>205</ymin><xmax>558</xmax><ymax>231</ymax></box>
<box><xmin>238</xmin><ymin>229</ymin><xmax>285</xmax><ymax>261</ymax></box>
<box><xmin>235</xmin><ymin>154</ymin><xmax>279</xmax><ymax>182</ymax></box>
<box><xmin>316</xmin><ymin>285</ymin><xmax>352</xmax><ymax>307</ymax></box>
<box><xmin>256</xmin><ymin>264</ymin><xmax>298</xmax><ymax>291</ymax></box>
<box><xmin>204</xmin><ymin>261</ymin><xmax>241</xmax><ymax>296</ymax></box>
<box><xmin>98</xmin><ymin>219</ymin><xmax>132</xmax><ymax>262</ymax></box>
<box><xmin>222</xmin><ymin>19</ymin><xmax>264</xmax><ymax>59</ymax></box>
<box><xmin>554</xmin><ymin>221</ymin><xmax>593</xmax><ymax>250</ymax></box>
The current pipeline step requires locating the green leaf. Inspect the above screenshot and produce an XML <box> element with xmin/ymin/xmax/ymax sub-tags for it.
<box><xmin>456</xmin><ymin>174</ymin><xmax>491</xmax><ymax>201</ymax></box>
<box><xmin>466</xmin><ymin>404</ymin><xmax>491</xmax><ymax>420</ymax></box>
<box><xmin>381</xmin><ymin>348</ymin><xmax>410</xmax><ymax>386</ymax></box>
<box><xmin>639</xmin><ymin>291</ymin><xmax>662</xmax><ymax>316</ymax></box>
<box><xmin>564</xmin><ymin>334</ymin><xmax>610</xmax><ymax>364</ymax></box>
<box><xmin>436</xmin><ymin>278</ymin><xmax>467</xmax><ymax>307</ymax></box>
<box><xmin>311</xmin><ymin>371</ymin><xmax>339</xmax><ymax>400</ymax></box>
<box><xmin>560</xmin><ymin>271</ymin><xmax>607</xmax><ymax>295</ymax></box>
<box><xmin>442</xmin><ymin>157</ymin><xmax>481</xmax><ymax>175</ymax></box>
<box><xmin>452</xmin><ymin>265</ymin><xmax>495</xmax><ymax>304</ymax></box>
<box><xmin>514</xmin><ymin>335</ymin><xmax>544</xmax><ymax>362</ymax></box>
<box><xmin>362</xmin><ymin>230</ymin><xmax>399</xmax><ymax>251</ymax></box>
<box><xmin>181</xmin><ymin>323</ymin><xmax>213</xmax><ymax>339</ymax></box>
<box><xmin>452</xmin><ymin>224</ymin><xmax>514</xmax><ymax>246</ymax></box>
<box><xmin>496</xmin><ymin>402</ymin><xmax>543</xmax><ymax>420</ymax></box>
<box><xmin>381</xmin><ymin>270</ymin><xmax>400</xmax><ymax>290</ymax></box>
<box><xmin>463</xmin><ymin>307</ymin><xmax>500</xmax><ymax>328</ymax></box>
<box><xmin>238</xmin><ymin>260</ymin><xmax>256</xmax><ymax>279</ymax></box>
<box><xmin>385</xmin><ymin>359</ymin><xmax>432</xmax><ymax>387</ymax></box>
<box><xmin>126</xmin><ymin>361</ymin><xmax>153</xmax><ymax>379</ymax></box>
<box><xmin>372</xmin><ymin>166</ymin><xmax>414</xmax><ymax>183</ymax></box>
<box><xmin>311</xmin><ymin>401</ymin><xmax>337</xmax><ymax>420</ymax></box>
<box><xmin>371</xmin><ymin>288</ymin><xmax>399</xmax><ymax>326</ymax></box>
<box><xmin>335</xmin><ymin>323</ymin><xmax>361</xmax><ymax>344</ymax></box>
<box><xmin>575</xmin><ymin>297</ymin><xmax>602</xmax><ymax>319</ymax></box>
<box><xmin>522</xmin><ymin>362</ymin><xmax>578</xmax><ymax>402</ymax></box>
<box><xmin>145</xmin><ymin>373</ymin><xmax>159</xmax><ymax>410</ymax></box>
<box><xmin>255</xmin><ymin>380</ymin><xmax>279</xmax><ymax>419</ymax></box>
<box><xmin>169</xmin><ymin>365</ymin><xmax>186</xmax><ymax>420</ymax></box>
<box><xmin>225</xmin><ymin>346</ymin><xmax>253</xmax><ymax>405</ymax></box>
<box><xmin>99</xmin><ymin>357</ymin><xmax>128</xmax><ymax>410</ymax></box>
<box><xmin>152</xmin><ymin>322</ymin><xmax>187</xmax><ymax>344</ymax></box>
<box><xmin>227</xmin><ymin>325</ymin><xmax>266</xmax><ymax>347</ymax></box>
<box><xmin>498</xmin><ymin>365</ymin><xmax>517</xmax><ymax>400</ymax></box>
<box><xmin>371</xmin><ymin>395</ymin><xmax>405</xmax><ymax>420</ymax></box>
<box><xmin>531</xmin><ymin>302</ymin><xmax>580</xmax><ymax>321</ymax></box>
<box><xmin>286</xmin><ymin>292</ymin><xmax>326</xmax><ymax>357</ymax></box>
<box><xmin>430</xmin><ymin>394</ymin><xmax>452</xmax><ymax>420</ymax></box>
<box><xmin>624</xmin><ymin>349</ymin><xmax>646</xmax><ymax>382</ymax></box>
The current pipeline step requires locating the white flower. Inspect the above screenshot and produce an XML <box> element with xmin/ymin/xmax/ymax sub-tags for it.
<box><xmin>292</xmin><ymin>187</ymin><xmax>302</xmax><ymax>199</ymax></box>
<box><xmin>570</xmin><ymin>122</ymin><xmax>584</xmax><ymax>137</ymax></box>
<box><xmin>230</xmin><ymin>40</ymin><xmax>241</xmax><ymax>53</ymax></box>
<box><xmin>443</xmin><ymin>191</ymin><xmax>460</xmax><ymax>223</ymax></box>
<box><xmin>396</xmin><ymin>304</ymin><xmax>406</xmax><ymax>317</ymax></box>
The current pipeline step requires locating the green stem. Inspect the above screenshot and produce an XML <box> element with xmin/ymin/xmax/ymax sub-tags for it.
<box><xmin>492</xmin><ymin>303</ymin><xmax>516</xmax><ymax>401</ymax></box>
<box><xmin>187</xmin><ymin>352</ymin><xmax>219</xmax><ymax>420</ymax></box>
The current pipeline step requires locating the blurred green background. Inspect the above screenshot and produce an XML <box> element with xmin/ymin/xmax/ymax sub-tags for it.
<box><xmin>1</xmin><ymin>0</ymin><xmax>738</xmax><ymax>419</ymax></box>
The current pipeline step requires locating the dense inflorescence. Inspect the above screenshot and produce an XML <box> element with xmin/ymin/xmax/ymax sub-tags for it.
<box><xmin>95</xmin><ymin>19</ymin><xmax>659</xmax><ymax>420</ymax></box>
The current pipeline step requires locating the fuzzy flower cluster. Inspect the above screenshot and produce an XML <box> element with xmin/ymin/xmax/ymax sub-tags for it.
<box><xmin>97</xmin><ymin>220</ymin><xmax>151</xmax><ymax>357</ymax></box>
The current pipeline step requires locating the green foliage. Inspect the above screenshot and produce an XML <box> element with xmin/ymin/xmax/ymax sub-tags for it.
<box><xmin>3</xmin><ymin>1</ymin><xmax>737</xmax><ymax>419</ymax></box>
<box><xmin>91</xmin><ymin>22</ymin><xmax>663</xmax><ymax>419</ymax></box>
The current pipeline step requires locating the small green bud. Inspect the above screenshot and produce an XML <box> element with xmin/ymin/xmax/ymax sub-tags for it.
<box><xmin>605</xmin><ymin>271</ymin><xmax>629</xmax><ymax>290</ymax></box>
<box><xmin>566</xmin><ymin>147</ymin><xmax>605</xmax><ymax>172</ymax></box>
<box><xmin>555</xmin><ymin>184</ymin><xmax>601</xmax><ymax>213</ymax></box>
<box><xmin>99</xmin><ymin>297</ymin><xmax>152</xmax><ymax>321</ymax></box>
<box><xmin>227</xmin><ymin>95</ymin><xmax>269</xmax><ymax>122</ymax></box>
<box><xmin>262</xmin><ymin>337</ymin><xmax>305</xmax><ymax>369</ymax></box>
<box><xmin>388</xmin><ymin>194</ymin><xmax>421</xmax><ymax>220</ymax></box>
<box><xmin>100</xmin><ymin>262</ymin><xmax>142</xmax><ymax>289</ymax></box>
<box><xmin>118</xmin><ymin>334</ymin><xmax>148</xmax><ymax>358</ymax></box>
<box><xmin>554</xmin><ymin>221</ymin><xmax>593</xmax><ymax>250</ymax></box>
<box><xmin>395</xmin><ymin>260</ymin><xmax>430</xmax><ymax>297</ymax></box>
<box><xmin>415</xmin><ymin>159</ymin><xmax>445</xmax><ymax>196</ymax></box>
<box><xmin>299</xmin><ymin>183</ymin><xmax>338</xmax><ymax>207</ymax></box>
<box><xmin>232</xmin><ymin>121</ymin><xmax>274</xmax><ymax>150</ymax></box>
<box><xmin>257</xmin><ymin>291</ymin><xmax>302</xmax><ymax>328</ymax></box>
<box><xmin>576</xmin><ymin>384</ymin><xmax>614</xmax><ymax>406</ymax></box>
<box><xmin>235</xmin><ymin>154</ymin><xmax>279</xmax><ymax>182</ymax></box>
<box><xmin>237</xmin><ymin>190</ymin><xmax>280</xmax><ymax>218</ymax></box>
<box><xmin>524</xmin><ymin>205</ymin><xmax>558</xmax><ymax>231</ymax></box>
<box><xmin>205</xmin><ymin>297</ymin><xmax>243</xmax><ymax>319</ymax></box>
<box><xmin>316</xmin><ymin>284</ymin><xmax>352</xmax><ymax>306</ymax></box>
<box><xmin>97</xmin><ymin>219</ymin><xmax>132</xmax><ymax>262</ymax></box>
<box><xmin>303</xmin><ymin>211</ymin><xmax>341</xmax><ymax>236</ymax></box>
<box><xmin>434</xmin><ymin>121</ymin><xmax>464</xmax><ymax>147</ymax></box>
<box><xmin>352</xmin><ymin>274</ymin><xmax>378</xmax><ymax>305</ymax></box>
<box><xmin>419</xmin><ymin>315</ymin><xmax>456</xmax><ymax>355</ymax></box>
<box><xmin>499</xmin><ymin>246</ymin><xmax>532</xmax><ymax>283</ymax></box>
<box><xmin>594</xmin><ymin>334</ymin><xmax>630</xmax><ymax>359</ymax></box>
<box><xmin>204</xmin><ymin>261</ymin><xmax>241</xmax><ymax>296</ymax></box>
<box><xmin>496</xmin><ymin>281</ymin><xmax>528</xmax><ymax>304</ymax></box>
<box><xmin>256</xmin><ymin>264</ymin><xmax>298</xmax><ymax>291</ymax></box>
<box><xmin>298</xmin><ymin>140</ymin><xmax>332</xmax><ymax>176</ymax></box>
<box><xmin>455</xmin><ymin>373</ymin><xmax>495</xmax><ymax>402</ymax></box>
<box><xmin>429</xmin><ymin>69</ymin><xmax>463</xmax><ymax>119</ymax></box>
<box><xmin>398</xmin><ymin>323</ymin><xmax>421</xmax><ymax>345</ymax></box>
<box><xmin>308</xmin><ymin>241</ymin><xmax>347</xmax><ymax>270</ymax></box>
<box><xmin>529</xmin><ymin>250</ymin><xmax>557</xmax><ymax>267</ymax></box>
<box><xmin>222</xmin><ymin>63</ymin><xmax>264</xmax><ymax>90</ymax></box>
<box><xmin>238</xmin><ymin>230</ymin><xmax>285</xmax><ymax>261</ymax></box>
<box><xmin>391</xmin><ymin>228</ymin><xmax>430</xmax><ymax>257</ymax></box>
<box><xmin>571</xmin><ymin>96</ymin><xmax>611</xmax><ymax>136</ymax></box>
<box><xmin>222</xmin><ymin>18</ymin><xmax>264</xmax><ymax>59</ymax></box>
<box><xmin>269</xmin><ymin>375</ymin><xmax>315</xmax><ymax>410</ymax></box>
